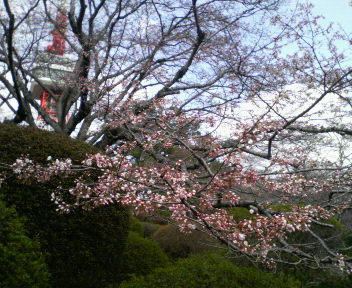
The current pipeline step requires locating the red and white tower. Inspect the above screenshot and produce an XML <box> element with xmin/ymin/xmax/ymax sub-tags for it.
<box><xmin>30</xmin><ymin>2</ymin><xmax>73</xmax><ymax>121</ymax></box>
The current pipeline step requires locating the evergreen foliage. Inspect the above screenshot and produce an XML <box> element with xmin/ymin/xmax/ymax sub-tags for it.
<box><xmin>129</xmin><ymin>216</ymin><xmax>145</xmax><ymax>237</ymax></box>
<box><xmin>119</xmin><ymin>253</ymin><xmax>300</xmax><ymax>288</ymax></box>
<box><xmin>0</xmin><ymin>200</ymin><xmax>50</xmax><ymax>288</ymax></box>
<box><xmin>129</xmin><ymin>215</ymin><xmax>160</xmax><ymax>238</ymax></box>
<box><xmin>227</xmin><ymin>207</ymin><xmax>255</xmax><ymax>221</ymax></box>
<box><xmin>116</xmin><ymin>231</ymin><xmax>170</xmax><ymax>284</ymax></box>
<box><xmin>142</xmin><ymin>221</ymin><xmax>161</xmax><ymax>238</ymax></box>
<box><xmin>152</xmin><ymin>224</ymin><xmax>222</xmax><ymax>258</ymax></box>
<box><xmin>0</xmin><ymin>123</ymin><xmax>130</xmax><ymax>288</ymax></box>
<box><xmin>313</xmin><ymin>275</ymin><xmax>352</xmax><ymax>288</ymax></box>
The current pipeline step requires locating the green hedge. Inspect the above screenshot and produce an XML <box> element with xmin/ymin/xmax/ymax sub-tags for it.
<box><xmin>115</xmin><ymin>231</ymin><xmax>170</xmax><ymax>284</ymax></box>
<box><xmin>129</xmin><ymin>215</ymin><xmax>161</xmax><ymax>238</ymax></box>
<box><xmin>0</xmin><ymin>200</ymin><xmax>50</xmax><ymax>288</ymax></box>
<box><xmin>152</xmin><ymin>224</ymin><xmax>222</xmax><ymax>258</ymax></box>
<box><xmin>227</xmin><ymin>207</ymin><xmax>254</xmax><ymax>221</ymax></box>
<box><xmin>0</xmin><ymin>123</ymin><xmax>130</xmax><ymax>288</ymax></box>
<box><xmin>142</xmin><ymin>221</ymin><xmax>161</xmax><ymax>238</ymax></box>
<box><xmin>313</xmin><ymin>275</ymin><xmax>352</xmax><ymax>288</ymax></box>
<box><xmin>120</xmin><ymin>253</ymin><xmax>300</xmax><ymax>288</ymax></box>
<box><xmin>129</xmin><ymin>216</ymin><xmax>145</xmax><ymax>236</ymax></box>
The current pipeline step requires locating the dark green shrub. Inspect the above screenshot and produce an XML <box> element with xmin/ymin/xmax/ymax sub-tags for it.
<box><xmin>227</xmin><ymin>207</ymin><xmax>254</xmax><ymax>221</ymax></box>
<box><xmin>137</xmin><ymin>210</ymin><xmax>171</xmax><ymax>224</ymax></box>
<box><xmin>129</xmin><ymin>215</ymin><xmax>161</xmax><ymax>238</ymax></box>
<box><xmin>120</xmin><ymin>253</ymin><xmax>300</xmax><ymax>288</ymax></box>
<box><xmin>116</xmin><ymin>231</ymin><xmax>170</xmax><ymax>284</ymax></box>
<box><xmin>0</xmin><ymin>200</ymin><xmax>50</xmax><ymax>288</ymax></box>
<box><xmin>343</xmin><ymin>232</ymin><xmax>352</xmax><ymax>256</ymax></box>
<box><xmin>313</xmin><ymin>275</ymin><xmax>352</xmax><ymax>288</ymax></box>
<box><xmin>0</xmin><ymin>123</ymin><xmax>130</xmax><ymax>288</ymax></box>
<box><xmin>152</xmin><ymin>224</ymin><xmax>222</xmax><ymax>258</ymax></box>
<box><xmin>129</xmin><ymin>216</ymin><xmax>144</xmax><ymax>236</ymax></box>
<box><xmin>282</xmin><ymin>268</ymin><xmax>352</xmax><ymax>288</ymax></box>
<box><xmin>142</xmin><ymin>221</ymin><xmax>160</xmax><ymax>238</ymax></box>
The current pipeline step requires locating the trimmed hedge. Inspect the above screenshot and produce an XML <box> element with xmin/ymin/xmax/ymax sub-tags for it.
<box><xmin>115</xmin><ymin>231</ymin><xmax>170</xmax><ymax>284</ymax></box>
<box><xmin>120</xmin><ymin>253</ymin><xmax>300</xmax><ymax>288</ymax></box>
<box><xmin>129</xmin><ymin>215</ymin><xmax>161</xmax><ymax>238</ymax></box>
<box><xmin>227</xmin><ymin>207</ymin><xmax>254</xmax><ymax>221</ymax></box>
<box><xmin>0</xmin><ymin>200</ymin><xmax>50</xmax><ymax>288</ymax></box>
<box><xmin>313</xmin><ymin>275</ymin><xmax>352</xmax><ymax>288</ymax></box>
<box><xmin>152</xmin><ymin>224</ymin><xmax>222</xmax><ymax>258</ymax></box>
<box><xmin>129</xmin><ymin>216</ymin><xmax>145</xmax><ymax>237</ymax></box>
<box><xmin>142</xmin><ymin>221</ymin><xmax>160</xmax><ymax>238</ymax></box>
<box><xmin>0</xmin><ymin>123</ymin><xmax>130</xmax><ymax>288</ymax></box>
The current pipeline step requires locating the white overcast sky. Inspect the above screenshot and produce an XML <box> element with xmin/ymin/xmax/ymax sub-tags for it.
<box><xmin>307</xmin><ymin>0</ymin><xmax>352</xmax><ymax>32</ymax></box>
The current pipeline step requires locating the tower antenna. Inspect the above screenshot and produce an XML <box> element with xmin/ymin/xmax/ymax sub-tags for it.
<box><xmin>46</xmin><ymin>0</ymin><xmax>68</xmax><ymax>55</ymax></box>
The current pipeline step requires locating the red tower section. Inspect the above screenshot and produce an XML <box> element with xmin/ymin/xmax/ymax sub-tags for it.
<box><xmin>38</xmin><ymin>7</ymin><xmax>68</xmax><ymax>121</ymax></box>
<box><xmin>46</xmin><ymin>9</ymin><xmax>67</xmax><ymax>56</ymax></box>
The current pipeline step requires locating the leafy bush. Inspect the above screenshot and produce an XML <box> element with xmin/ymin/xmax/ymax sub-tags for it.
<box><xmin>120</xmin><ymin>253</ymin><xmax>300</xmax><ymax>288</ymax></box>
<box><xmin>344</xmin><ymin>232</ymin><xmax>352</xmax><ymax>251</ymax></box>
<box><xmin>129</xmin><ymin>216</ymin><xmax>144</xmax><ymax>236</ymax></box>
<box><xmin>137</xmin><ymin>209</ymin><xmax>171</xmax><ymax>224</ymax></box>
<box><xmin>282</xmin><ymin>267</ymin><xmax>352</xmax><ymax>288</ymax></box>
<box><xmin>313</xmin><ymin>275</ymin><xmax>352</xmax><ymax>288</ymax></box>
<box><xmin>142</xmin><ymin>221</ymin><xmax>160</xmax><ymax>238</ymax></box>
<box><xmin>152</xmin><ymin>224</ymin><xmax>222</xmax><ymax>258</ymax></box>
<box><xmin>0</xmin><ymin>200</ymin><xmax>50</xmax><ymax>288</ymax></box>
<box><xmin>129</xmin><ymin>215</ymin><xmax>161</xmax><ymax>238</ymax></box>
<box><xmin>116</xmin><ymin>231</ymin><xmax>170</xmax><ymax>284</ymax></box>
<box><xmin>0</xmin><ymin>123</ymin><xmax>130</xmax><ymax>288</ymax></box>
<box><xmin>227</xmin><ymin>207</ymin><xmax>254</xmax><ymax>221</ymax></box>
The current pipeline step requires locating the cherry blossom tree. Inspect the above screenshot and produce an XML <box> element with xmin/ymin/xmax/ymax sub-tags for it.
<box><xmin>1</xmin><ymin>0</ymin><xmax>352</xmax><ymax>272</ymax></box>
<box><xmin>0</xmin><ymin>0</ymin><xmax>289</xmax><ymax>140</ymax></box>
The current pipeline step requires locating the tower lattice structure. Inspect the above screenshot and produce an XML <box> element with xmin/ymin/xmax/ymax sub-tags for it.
<box><xmin>30</xmin><ymin>3</ymin><xmax>73</xmax><ymax>122</ymax></box>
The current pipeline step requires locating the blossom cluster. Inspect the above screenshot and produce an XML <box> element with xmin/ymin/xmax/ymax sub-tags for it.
<box><xmin>7</xmin><ymin>146</ymin><xmax>333</xmax><ymax>260</ymax></box>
